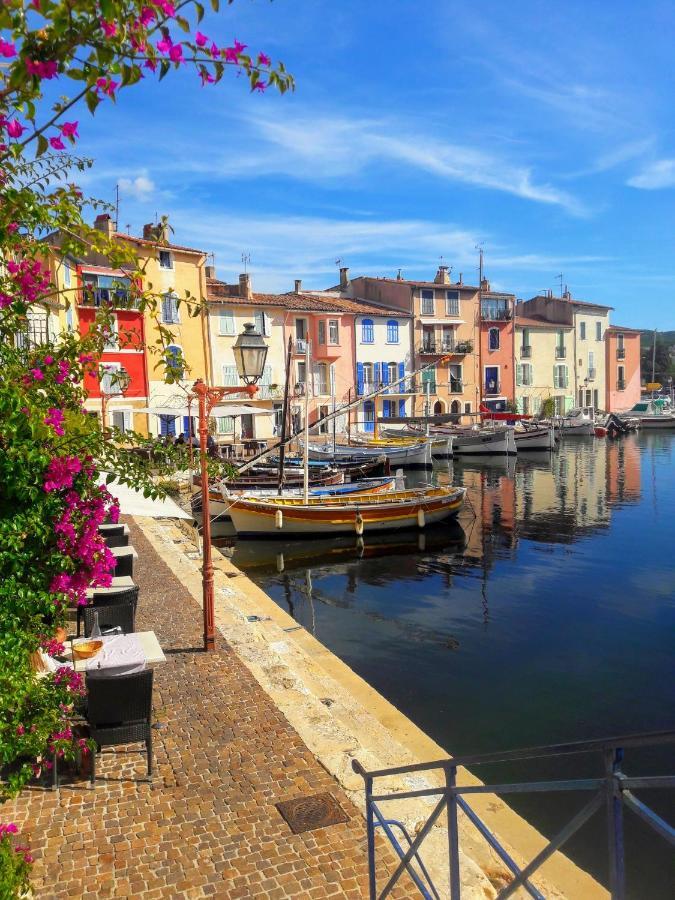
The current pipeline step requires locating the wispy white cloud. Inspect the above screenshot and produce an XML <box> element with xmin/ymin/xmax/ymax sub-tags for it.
<box><xmin>118</xmin><ymin>171</ymin><xmax>156</xmax><ymax>200</ymax></box>
<box><xmin>627</xmin><ymin>159</ymin><xmax>675</xmax><ymax>190</ymax></box>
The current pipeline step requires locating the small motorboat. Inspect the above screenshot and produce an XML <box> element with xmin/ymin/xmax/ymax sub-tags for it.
<box><xmin>307</xmin><ymin>440</ymin><xmax>432</xmax><ymax>467</ymax></box>
<box><xmin>621</xmin><ymin>399</ymin><xmax>675</xmax><ymax>429</ymax></box>
<box><xmin>559</xmin><ymin>407</ymin><xmax>596</xmax><ymax>436</ymax></box>
<box><xmin>513</xmin><ymin>423</ymin><xmax>556</xmax><ymax>451</ymax></box>
<box><xmin>227</xmin><ymin>485</ymin><xmax>466</xmax><ymax>537</ymax></box>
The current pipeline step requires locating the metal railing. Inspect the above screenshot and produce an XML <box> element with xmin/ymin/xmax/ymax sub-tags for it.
<box><xmin>555</xmin><ymin>346</ymin><xmax>567</xmax><ymax>359</ymax></box>
<box><xmin>418</xmin><ymin>341</ymin><xmax>473</xmax><ymax>356</ymax></box>
<box><xmin>617</xmin><ymin>348</ymin><xmax>626</xmax><ymax>360</ymax></box>
<box><xmin>353</xmin><ymin>729</ymin><xmax>675</xmax><ymax>900</ymax></box>
<box><xmin>484</xmin><ymin>381</ymin><xmax>501</xmax><ymax>395</ymax></box>
<box><xmin>521</xmin><ymin>345</ymin><xmax>532</xmax><ymax>358</ymax></box>
<box><xmin>617</xmin><ymin>380</ymin><xmax>626</xmax><ymax>391</ymax></box>
<box><xmin>79</xmin><ymin>287</ymin><xmax>140</xmax><ymax>309</ymax></box>
<box><xmin>481</xmin><ymin>305</ymin><xmax>513</xmax><ymax>321</ymax></box>
<box><xmin>294</xmin><ymin>338</ymin><xmax>308</xmax><ymax>354</ymax></box>
<box><xmin>449</xmin><ymin>379</ymin><xmax>463</xmax><ymax>394</ymax></box>
<box><xmin>588</xmin><ymin>368</ymin><xmax>597</xmax><ymax>380</ymax></box>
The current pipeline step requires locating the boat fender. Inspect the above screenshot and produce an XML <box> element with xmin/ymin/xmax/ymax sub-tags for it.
<box><xmin>356</xmin><ymin>536</ymin><xmax>365</xmax><ymax>555</ymax></box>
<box><xmin>418</xmin><ymin>532</ymin><xmax>426</xmax><ymax>552</ymax></box>
<box><xmin>417</xmin><ymin>508</ymin><xmax>425</xmax><ymax>529</ymax></box>
<box><xmin>355</xmin><ymin>512</ymin><xmax>364</xmax><ymax>536</ymax></box>
<box><xmin>395</xmin><ymin>468</ymin><xmax>405</xmax><ymax>490</ymax></box>
<box><xmin>276</xmin><ymin>553</ymin><xmax>285</xmax><ymax>573</ymax></box>
<box><xmin>275</xmin><ymin>509</ymin><xmax>283</xmax><ymax>530</ymax></box>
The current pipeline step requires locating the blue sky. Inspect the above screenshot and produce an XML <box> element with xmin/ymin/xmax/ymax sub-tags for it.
<box><xmin>70</xmin><ymin>0</ymin><xmax>675</xmax><ymax>327</ymax></box>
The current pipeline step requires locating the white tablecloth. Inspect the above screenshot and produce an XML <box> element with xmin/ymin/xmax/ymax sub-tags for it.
<box><xmin>84</xmin><ymin>633</ymin><xmax>147</xmax><ymax>676</ymax></box>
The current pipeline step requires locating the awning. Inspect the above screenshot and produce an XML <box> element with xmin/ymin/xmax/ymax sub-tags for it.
<box><xmin>136</xmin><ymin>406</ymin><xmax>187</xmax><ymax>417</ymax></box>
<box><xmin>210</xmin><ymin>404</ymin><xmax>273</xmax><ymax>417</ymax></box>
<box><xmin>98</xmin><ymin>474</ymin><xmax>192</xmax><ymax>519</ymax></box>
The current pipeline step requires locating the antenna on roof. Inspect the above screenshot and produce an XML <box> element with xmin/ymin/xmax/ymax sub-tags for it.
<box><xmin>241</xmin><ymin>252</ymin><xmax>251</xmax><ymax>273</ymax></box>
<box><xmin>335</xmin><ymin>257</ymin><xmax>343</xmax><ymax>268</ymax></box>
<box><xmin>114</xmin><ymin>183</ymin><xmax>120</xmax><ymax>232</ymax></box>
<box><xmin>557</xmin><ymin>273</ymin><xmax>564</xmax><ymax>297</ymax></box>
<box><xmin>125</xmin><ymin>223</ymin><xmax>131</xmax><ymax>234</ymax></box>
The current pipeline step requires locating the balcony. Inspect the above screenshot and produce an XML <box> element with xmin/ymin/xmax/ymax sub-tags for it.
<box><xmin>555</xmin><ymin>346</ymin><xmax>567</xmax><ymax>359</ymax></box>
<box><xmin>358</xmin><ymin>378</ymin><xmax>420</xmax><ymax>397</ymax></box>
<box><xmin>520</xmin><ymin>345</ymin><xmax>532</xmax><ymax>358</ymax></box>
<box><xmin>255</xmin><ymin>384</ymin><xmax>284</xmax><ymax>400</ymax></box>
<box><xmin>481</xmin><ymin>302</ymin><xmax>512</xmax><ymax>321</ymax></box>
<box><xmin>484</xmin><ymin>381</ymin><xmax>501</xmax><ymax>395</ymax></box>
<box><xmin>617</xmin><ymin>347</ymin><xmax>626</xmax><ymax>359</ymax></box>
<box><xmin>449</xmin><ymin>379</ymin><xmax>463</xmax><ymax>394</ymax></box>
<box><xmin>294</xmin><ymin>338</ymin><xmax>309</xmax><ymax>355</ymax></box>
<box><xmin>617</xmin><ymin>379</ymin><xmax>626</xmax><ymax>391</ymax></box>
<box><xmin>314</xmin><ymin>342</ymin><xmax>341</xmax><ymax>359</ymax></box>
<box><xmin>79</xmin><ymin>287</ymin><xmax>140</xmax><ymax>309</ymax></box>
<box><xmin>588</xmin><ymin>368</ymin><xmax>597</xmax><ymax>380</ymax></box>
<box><xmin>553</xmin><ymin>378</ymin><xmax>569</xmax><ymax>390</ymax></box>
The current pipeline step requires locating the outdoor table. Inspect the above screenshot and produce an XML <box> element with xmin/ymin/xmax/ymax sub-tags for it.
<box><xmin>86</xmin><ymin>575</ymin><xmax>135</xmax><ymax>600</ymax></box>
<box><xmin>69</xmin><ymin>631</ymin><xmax>166</xmax><ymax>673</ymax></box>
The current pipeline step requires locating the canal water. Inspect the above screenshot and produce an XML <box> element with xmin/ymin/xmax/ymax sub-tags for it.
<box><xmin>217</xmin><ymin>433</ymin><xmax>675</xmax><ymax>897</ymax></box>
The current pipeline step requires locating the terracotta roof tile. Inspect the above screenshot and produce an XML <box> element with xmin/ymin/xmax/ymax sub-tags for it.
<box><xmin>115</xmin><ymin>232</ymin><xmax>206</xmax><ymax>255</ymax></box>
<box><xmin>607</xmin><ymin>325</ymin><xmax>642</xmax><ymax>334</ymax></box>
<box><xmin>354</xmin><ymin>276</ymin><xmax>480</xmax><ymax>291</ymax></box>
<box><xmin>515</xmin><ymin>315</ymin><xmax>572</xmax><ymax>329</ymax></box>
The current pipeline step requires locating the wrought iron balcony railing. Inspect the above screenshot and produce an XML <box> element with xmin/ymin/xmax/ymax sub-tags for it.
<box><xmin>484</xmin><ymin>381</ymin><xmax>501</xmax><ymax>395</ymax></box>
<box><xmin>617</xmin><ymin>379</ymin><xmax>626</xmax><ymax>391</ymax></box>
<box><xmin>354</xmin><ymin>729</ymin><xmax>675</xmax><ymax>900</ymax></box>
<box><xmin>520</xmin><ymin>345</ymin><xmax>532</xmax><ymax>359</ymax></box>
<box><xmin>555</xmin><ymin>346</ymin><xmax>567</xmax><ymax>359</ymax></box>
<box><xmin>617</xmin><ymin>347</ymin><xmax>626</xmax><ymax>359</ymax></box>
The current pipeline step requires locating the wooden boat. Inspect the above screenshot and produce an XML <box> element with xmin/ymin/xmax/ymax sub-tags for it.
<box><xmin>559</xmin><ymin>407</ymin><xmax>596</xmax><ymax>436</ymax></box>
<box><xmin>307</xmin><ymin>440</ymin><xmax>431</xmax><ymax>467</ymax></box>
<box><xmin>378</xmin><ymin>428</ymin><xmax>453</xmax><ymax>459</ymax></box>
<box><xmin>227</xmin><ymin>485</ymin><xmax>466</xmax><ymax>537</ymax></box>
<box><xmin>452</xmin><ymin>427</ymin><xmax>516</xmax><ymax>456</ymax></box>
<box><xmin>193</xmin><ymin>466</ymin><xmax>344</xmax><ymax>492</ymax></box>
<box><xmin>193</xmin><ymin>475</ymin><xmax>397</xmax><ymax>522</ymax></box>
<box><xmin>274</xmin><ymin>455</ymin><xmax>391</xmax><ymax>479</ymax></box>
<box><xmin>513</xmin><ymin>423</ymin><xmax>556</xmax><ymax>451</ymax></box>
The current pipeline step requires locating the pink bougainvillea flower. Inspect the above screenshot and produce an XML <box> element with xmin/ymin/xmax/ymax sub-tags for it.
<box><xmin>43</xmin><ymin>355</ymin><xmax>54</xmax><ymax>364</ymax></box>
<box><xmin>233</xmin><ymin>39</ymin><xmax>247</xmax><ymax>54</ymax></box>
<box><xmin>30</xmin><ymin>367</ymin><xmax>44</xmax><ymax>381</ymax></box>
<box><xmin>0</xmin><ymin>823</ymin><xmax>18</xmax><ymax>836</ymax></box>
<box><xmin>59</xmin><ymin>121</ymin><xmax>79</xmax><ymax>139</ymax></box>
<box><xmin>144</xmin><ymin>58</ymin><xmax>158</xmax><ymax>72</ymax></box>
<box><xmin>140</xmin><ymin>6</ymin><xmax>156</xmax><ymax>25</ymax></box>
<box><xmin>100</xmin><ymin>19</ymin><xmax>117</xmax><ymax>37</ymax></box>
<box><xmin>0</xmin><ymin>292</ymin><xmax>12</xmax><ymax>308</ymax></box>
<box><xmin>44</xmin><ymin>407</ymin><xmax>65</xmax><ymax>436</ymax></box>
<box><xmin>253</xmin><ymin>80</ymin><xmax>267</xmax><ymax>93</ymax></box>
<box><xmin>168</xmin><ymin>43</ymin><xmax>183</xmax><ymax>63</ymax></box>
<box><xmin>257</xmin><ymin>52</ymin><xmax>271</xmax><ymax>67</ymax></box>
<box><xmin>195</xmin><ymin>31</ymin><xmax>208</xmax><ymax>47</ymax></box>
<box><xmin>223</xmin><ymin>44</ymin><xmax>238</xmax><ymax>63</ymax></box>
<box><xmin>158</xmin><ymin>0</ymin><xmax>176</xmax><ymax>16</ymax></box>
<box><xmin>6</xmin><ymin>119</ymin><xmax>25</xmax><ymax>138</ymax></box>
<box><xmin>16</xmin><ymin>724</ymin><xmax>25</xmax><ymax>736</ymax></box>
<box><xmin>49</xmin><ymin>135</ymin><xmax>66</xmax><ymax>150</ymax></box>
<box><xmin>25</xmin><ymin>58</ymin><xmax>58</xmax><ymax>79</ymax></box>
<box><xmin>199</xmin><ymin>70</ymin><xmax>215</xmax><ymax>86</ymax></box>
<box><xmin>0</xmin><ymin>40</ymin><xmax>17</xmax><ymax>58</ymax></box>
<box><xmin>7</xmin><ymin>222</ymin><xmax>18</xmax><ymax>232</ymax></box>
<box><xmin>209</xmin><ymin>42</ymin><xmax>219</xmax><ymax>58</ymax></box>
<box><xmin>156</xmin><ymin>37</ymin><xmax>173</xmax><ymax>54</ymax></box>
<box><xmin>95</xmin><ymin>77</ymin><xmax>119</xmax><ymax>97</ymax></box>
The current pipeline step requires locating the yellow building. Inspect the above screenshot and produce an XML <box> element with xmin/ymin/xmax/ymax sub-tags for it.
<box><xmin>514</xmin><ymin>316</ymin><xmax>574</xmax><ymax>415</ymax></box>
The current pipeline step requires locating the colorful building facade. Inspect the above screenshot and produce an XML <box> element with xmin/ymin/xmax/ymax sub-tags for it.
<box><xmin>514</xmin><ymin>316</ymin><xmax>575</xmax><ymax>415</ymax></box>
<box><xmin>480</xmin><ymin>289</ymin><xmax>516</xmax><ymax>410</ymax></box>
<box><xmin>605</xmin><ymin>326</ymin><xmax>642</xmax><ymax>411</ymax></box>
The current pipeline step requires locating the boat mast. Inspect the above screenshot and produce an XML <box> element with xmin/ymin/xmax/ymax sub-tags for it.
<box><xmin>277</xmin><ymin>336</ymin><xmax>293</xmax><ymax>496</ymax></box>
<box><xmin>303</xmin><ymin>338</ymin><xmax>310</xmax><ymax>502</ymax></box>
<box><xmin>652</xmin><ymin>328</ymin><xmax>657</xmax><ymax>386</ymax></box>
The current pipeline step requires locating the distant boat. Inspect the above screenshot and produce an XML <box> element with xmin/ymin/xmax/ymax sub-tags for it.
<box><xmin>513</xmin><ymin>423</ymin><xmax>556</xmax><ymax>451</ymax></box>
<box><xmin>623</xmin><ymin>399</ymin><xmax>675</xmax><ymax>429</ymax></box>
<box><xmin>307</xmin><ymin>440</ymin><xmax>431</xmax><ymax>467</ymax></box>
<box><xmin>559</xmin><ymin>407</ymin><xmax>596</xmax><ymax>436</ymax></box>
<box><xmin>227</xmin><ymin>485</ymin><xmax>466</xmax><ymax>537</ymax></box>
<box><xmin>452</xmin><ymin>427</ymin><xmax>516</xmax><ymax>456</ymax></box>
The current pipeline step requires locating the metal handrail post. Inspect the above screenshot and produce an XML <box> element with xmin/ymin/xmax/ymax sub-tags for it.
<box><xmin>365</xmin><ymin>775</ymin><xmax>377</xmax><ymax>900</ymax></box>
<box><xmin>445</xmin><ymin>764</ymin><xmax>461</xmax><ymax>900</ymax></box>
<box><xmin>605</xmin><ymin>747</ymin><xmax>626</xmax><ymax>900</ymax></box>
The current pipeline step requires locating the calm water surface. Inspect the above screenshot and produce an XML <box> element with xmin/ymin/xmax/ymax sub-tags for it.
<box><xmin>218</xmin><ymin>433</ymin><xmax>675</xmax><ymax>897</ymax></box>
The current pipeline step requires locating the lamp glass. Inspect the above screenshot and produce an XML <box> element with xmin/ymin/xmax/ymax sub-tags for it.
<box><xmin>232</xmin><ymin>322</ymin><xmax>269</xmax><ymax>385</ymax></box>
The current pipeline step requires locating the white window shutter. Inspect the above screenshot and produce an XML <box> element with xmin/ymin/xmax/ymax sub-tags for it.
<box><xmin>222</xmin><ymin>365</ymin><xmax>238</xmax><ymax>386</ymax></box>
<box><xmin>220</xmin><ymin>309</ymin><xmax>235</xmax><ymax>335</ymax></box>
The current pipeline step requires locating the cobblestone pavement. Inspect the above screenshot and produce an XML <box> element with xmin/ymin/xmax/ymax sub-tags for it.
<box><xmin>5</xmin><ymin>519</ymin><xmax>417</xmax><ymax>899</ymax></box>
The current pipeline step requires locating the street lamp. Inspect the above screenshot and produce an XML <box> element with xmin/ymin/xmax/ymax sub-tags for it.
<box><xmin>191</xmin><ymin>323</ymin><xmax>268</xmax><ymax>652</ymax></box>
<box><xmin>100</xmin><ymin>364</ymin><xmax>131</xmax><ymax>427</ymax></box>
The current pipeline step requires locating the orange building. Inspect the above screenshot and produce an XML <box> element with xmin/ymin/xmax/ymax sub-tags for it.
<box><xmin>479</xmin><ymin>289</ymin><xmax>516</xmax><ymax>410</ymax></box>
<box><xmin>605</xmin><ymin>326</ymin><xmax>641</xmax><ymax>411</ymax></box>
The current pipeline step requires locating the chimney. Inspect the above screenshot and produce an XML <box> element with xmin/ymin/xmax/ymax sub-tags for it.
<box><xmin>294</xmin><ymin>279</ymin><xmax>302</xmax><ymax>294</ymax></box>
<box><xmin>205</xmin><ymin>265</ymin><xmax>215</xmax><ymax>279</ymax></box>
<box><xmin>434</xmin><ymin>265</ymin><xmax>450</xmax><ymax>285</ymax></box>
<box><xmin>142</xmin><ymin>219</ymin><xmax>170</xmax><ymax>242</ymax></box>
<box><xmin>239</xmin><ymin>273</ymin><xmax>252</xmax><ymax>300</ymax></box>
<box><xmin>94</xmin><ymin>213</ymin><xmax>114</xmax><ymax>238</ymax></box>
<box><xmin>339</xmin><ymin>266</ymin><xmax>350</xmax><ymax>290</ymax></box>
<box><xmin>396</xmin><ymin>268</ymin><xmax>403</xmax><ymax>281</ymax></box>
<box><xmin>142</xmin><ymin>223</ymin><xmax>156</xmax><ymax>240</ymax></box>
<box><xmin>481</xmin><ymin>277</ymin><xmax>490</xmax><ymax>291</ymax></box>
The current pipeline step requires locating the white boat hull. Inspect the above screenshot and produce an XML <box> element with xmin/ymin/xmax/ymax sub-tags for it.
<box><xmin>639</xmin><ymin>416</ymin><xmax>675</xmax><ymax>429</ymax></box>
<box><xmin>308</xmin><ymin>441</ymin><xmax>431</xmax><ymax>467</ymax></box>
<box><xmin>513</xmin><ymin>427</ymin><xmax>556</xmax><ymax>451</ymax></box>
<box><xmin>561</xmin><ymin>423</ymin><xmax>595</xmax><ymax>436</ymax></box>
<box><xmin>453</xmin><ymin>429</ymin><xmax>515</xmax><ymax>456</ymax></box>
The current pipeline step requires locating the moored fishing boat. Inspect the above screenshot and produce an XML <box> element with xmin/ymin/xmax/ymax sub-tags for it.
<box><xmin>452</xmin><ymin>427</ymin><xmax>516</xmax><ymax>456</ymax></box>
<box><xmin>621</xmin><ymin>399</ymin><xmax>675</xmax><ymax>429</ymax></box>
<box><xmin>559</xmin><ymin>407</ymin><xmax>596</xmax><ymax>436</ymax></box>
<box><xmin>227</xmin><ymin>485</ymin><xmax>466</xmax><ymax>537</ymax></box>
<box><xmin>513</xmin><ymin>423</ymin><xmax>556</xmax><ymax>451</ymax></box>
<box><xmin>360</xmin><ymin>430</ymin><xmax>454</xmax><ymax>459</ymax></box>
<box><xmin>307</xmin><ymin>440</ymin><xmax>431</xmax><ymax>467</ymax></box>
<box><xmin>193</xmin><ymin>475</ymin><xmax>397</xmax><ymax>522</ymax></box>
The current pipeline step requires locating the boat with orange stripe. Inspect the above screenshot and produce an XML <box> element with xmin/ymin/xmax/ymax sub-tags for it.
<box><xmin>227</xmin><ymin>486</ymin><xmax>466</xmax><ymax>537</ymax></box>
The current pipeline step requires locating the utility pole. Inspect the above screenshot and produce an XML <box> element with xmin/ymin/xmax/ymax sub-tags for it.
<box><xmin>652</xmin><ymin>329</ymin><xmax>657</xmax><ymax>384</ymax></box>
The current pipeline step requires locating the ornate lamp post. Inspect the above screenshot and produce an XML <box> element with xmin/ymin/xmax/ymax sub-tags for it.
<box><xmin>100</xmin><ymin>364</ymin><xmax>131</xmax><ymax>428</ymax></box>
<box><xmin>192</xmin><ymin>323</ymin><xmax>268</xmax><ymax>651</ymax></box>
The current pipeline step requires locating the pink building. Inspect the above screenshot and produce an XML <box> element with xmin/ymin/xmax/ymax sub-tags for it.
<box><xmin>605</xmin><ymin>326</ymin><xmax>641</xmax><ymax>411</ymax></box>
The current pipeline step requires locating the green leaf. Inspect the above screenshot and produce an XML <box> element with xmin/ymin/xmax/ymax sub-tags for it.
<box><xmin>85</xmin><ymin>91</ymin><xmax>100</xmax><ymax>115</ymax></box>
<box><xmin>195</xmin><ymin>2</ymin><xmax>205</xmax><ymax>22</ymax></box>
<box><xmin>36</xmin><ymin>135</ymin><xmax>49</xmax><ymax>158</ymax></box>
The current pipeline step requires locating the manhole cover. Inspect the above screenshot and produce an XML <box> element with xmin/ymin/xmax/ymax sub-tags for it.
<box><xmin>276</xmin><ymin>792</ymin><xmax>349</xmax><ymax>834</ymax></box>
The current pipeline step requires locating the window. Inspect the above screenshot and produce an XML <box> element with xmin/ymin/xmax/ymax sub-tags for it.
<box><xmin>66</xmin><ymin>305</ymin><xmax>74</xmax><ymax>332</ymax></box>
<box><xmin>522</xmin><ymin>327</ymin><xmax>530</xmax><ymax>348</ymax></box>
<box><xmin>297</xmin><ymin>361</ymin><xmax>306</xmax><ymax>387</ymax></box>
<box><xmin>159</xmin><ymin>250</ymin><xmax>172</xmax><ymax>269</ymax></box>
<box><xmin>464</xmin><ymin>402</ymin><xmax>471</xmax><ymax>414</ymax></box>
<box><xmin>522</xmin><ymin>396</ymin><xmax>530</xmax><ymax>415</ymax></box>
<box><xmin>579</xmin><ymin>321</ymin><xmax>586</xmax><ymax>340</ymax></box>
<box><xmin>554</xmin><ymin>396</ymin><xmax>565</xmax><ymax>415</ymax></box>
<box><xmin>387</xmin><ymin>362</ymin><xmax>397</xmax><ymax>384</ymax></box>
<box><xmin>421</xmin><ymin>289</ymin><xmax>434</xmax><ymax>315</ymax></box>
<box><xmin>618</xmin><ymin>365</ymin><xmax>625</xmax><ymax>389</ymax></box>
<box><xmin>102</xmin><ymin>316</ymin><xmax>118</xmax><ymax>350</ymax></box>
<box><xmin>596</xmin><ymin>321</ymin><xmax>602</xmax><ymax>341</ymax></box>
<box><xmin>222</xmin><ymin>365</ymin><xmax>238</xmax><ymax>386</ymax></box>
<box><xmin>449</xmin><ymin>364</ymin><xmax>462</xmax><ymax>392</ymax></box>
<box><xmin>159</xmin><ymin>414</ymin><xmax>176</xmax><ymax>437</ymax></box>
<box><xmin>522</xmin><ymin>363</ymin><xmax>532</xmax><ymax>386</ymax></box>
<box><xmin>100</xmin><ymin>363</ymin><xmax>120</xmax><ymax>395</ymax></box>
<box><xmin>161</xmin><ymin>292</ymin><xmax>179</xmax><ymax>324</ymax></box>
<box><xmin>273</xmin><ymin>403</ymin><xmax>283</xmax><ymax>434</ymax></box>
<box><xmin>254</xmin><ymin>309</ymin><xmax>271</xmax><ymax>337</ymax></box>
<box><xmin>217</xmin><ymin>416</ymin><xmax>235</xmax><ymax>434</ymax></box>
<box><xmin>362</xmin><ymin>362</ymin><xmax>373</xmax><ymax>389</ymax></box>
<box><xmin>219</xmin><ymin>309</ymin><xmax>235</xmax><ymax>335</ymax></box>
<box><xmin>441</xmin><ymin>325</ymin><xmax>455</xmax><ymax>351</ymax></box>
<box><xmin>166</xmin><ymin>344</ymin><xmax>184</xmax><ymax>379</ymax></box>
<box><xmin>533</xmin><ymin>396</ymin><xmax>541</xmax><ymax>414</ymax></box>
<box><xmin>488</xmin><ymin>327</ymin><xmax>500</xmax><ymax>351</ymax></box>
<box><xmin>111</xmin><ymin>410</ymin><xmax>132</xmax><ymax>433</ymax></box>
<box><xmin>317</xmin><ymin>363</ymin><xmax>328</xmax><ymax>395</ymax></box>
<box><xmin>318</xmin><ymin>320</ymin><xmax>326</xmax><ymax>344</ymax></box>
<box><xmin>328</xmin><ymin>319</ymin><xmax>339</xmax><ymax>344</ymax></box>
<box><xmin>421</xmin><ymin>367</ymin><xmax>436</xmax><ymax>392</ymax></box>
<box><xmin>386</xmin><ymin>320</ymin><xmax>399</xmax><ymax>343</ymax></box>
<box><xmin>63</xmin><ymin>263</ymin><xmax>71</xmax><ymax>287</ymax></box>
<box><xmin>362</xmin><ymin>319</ymin><xmax>374</xmax><ymax>342</ymax></box>
<box><xmin>446</xmin><ymin>290</ymin><xmax>460</xmax><ymax>316</ymax></box>
<box><xmin>617</xmin><ymin>332</ymin><xmax>625</xmax><ymax>350</ymax></box>
<box><xmin>553</xmin><ymin>365</ymin><xmax>568</xmax><ymax>389</ymax></box>
<box><xmin>422</xmin><ymin>326</ymin><xmax>435</xmax><ymax>351</ymax></box>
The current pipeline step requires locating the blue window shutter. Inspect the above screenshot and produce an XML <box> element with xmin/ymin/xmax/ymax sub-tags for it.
<box><xmin>373</xmin><ymin>362</ymin><xmax>381</xmax><ymax>387</ymax></box>
<box><xmin>357</xmin><ymin>362</ymin><xmax>364</xmax><ymax>396</ymax></box>
<box><xmin>183</xmin><ymin>416</ymin><xmax>190</xmax><ymax>434</ymax></box>
<box><xmin>399</xmin><ymin>399</ymin><xmax>406</xmax><ymax>416</ymax></box>
<box><xmin>381</xmin><ymin>362</ymin><xmax>389</xmax><ymax>385</ymax></box>
<box><xmin>398</xmin><ymin>361</ymin><xmax>405</xmax><ymax>380</ymax></box>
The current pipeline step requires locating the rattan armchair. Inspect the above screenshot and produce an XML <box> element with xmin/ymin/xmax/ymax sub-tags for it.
<box><xmin>85</xmin><ymin>669</ymin><xmax>154</xmax><ymax>785</ymax></box>
<box><xmin>76</xmin><ymin>586</ymin><xmax>139</xmax><ymax>636</ymax></box>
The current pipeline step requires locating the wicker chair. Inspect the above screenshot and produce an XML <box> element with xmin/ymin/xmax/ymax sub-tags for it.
<box><xmin>77</xmin><ymin>586</ymin><xmax>139</xmax><ymax>636</ymax></box>
<box><xmin>85</xmin><ymin>669</ymin><xmax>154</xmax><ymax>785</ymax></box>
<box><xmin>82</xmin><ymin>601</ymin><xmax>134</xmax><ymax>638</ymax></box>
<box><xmin>102</xmin><ymin>532</ymin><xmax>129</xmax><ymax>549</ymax></box>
